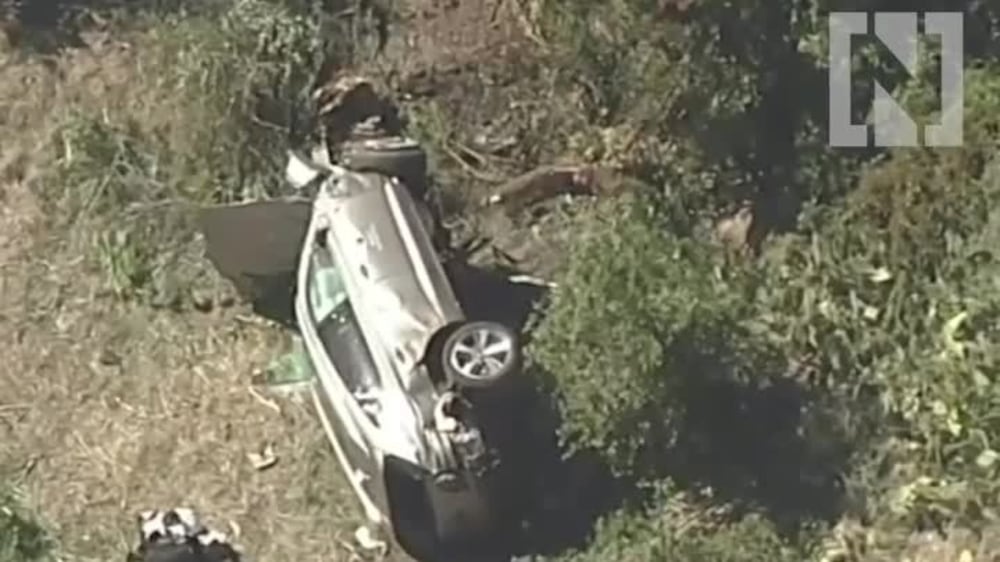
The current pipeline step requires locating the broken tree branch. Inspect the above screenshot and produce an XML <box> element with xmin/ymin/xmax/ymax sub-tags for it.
<box><xmin>441</xmin><ymin>141</ymin><xmax>507</xmax><ymax>183</ymax></box>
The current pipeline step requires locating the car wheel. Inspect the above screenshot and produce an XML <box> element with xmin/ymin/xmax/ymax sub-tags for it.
<box><xmin>442</xmin><ymin>321</ymin><xmax>520</xmax><ymax>389</ymax></box>
<box><xmin>341</xmin><ymin>136</ymin><xmax>428</xmax><ymax>199</ymax></box>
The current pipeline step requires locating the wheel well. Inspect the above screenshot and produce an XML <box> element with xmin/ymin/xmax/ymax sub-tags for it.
<box><xmin>422</xmin><ymin>321</ymin><xmax>464</xmax><ymax>386</ymax></box>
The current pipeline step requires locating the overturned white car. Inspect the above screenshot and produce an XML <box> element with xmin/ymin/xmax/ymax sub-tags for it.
<box><xmin>198</xmin><ymin>132</ymin><xmax>522</xmax><ymax>559</ymax></box>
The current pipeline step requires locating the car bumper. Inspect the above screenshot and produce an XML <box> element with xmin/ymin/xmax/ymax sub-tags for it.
<box><xmin>425</xmin><ymin>468</ymin><xmax>495</xmax><ymax>541</ymax></box>
<box><xmin>383</xmin><ymin>456</ymin><xmax>499</xmax><ymax>554</ymax></box>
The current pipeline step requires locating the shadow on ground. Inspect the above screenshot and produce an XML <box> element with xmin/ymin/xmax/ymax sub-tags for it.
<box><xmin>660</xmin><ymin>373</ymin><xmax>849</xmax><ymax>530</ymax></box>
<box><xmin>2</xmin><ymin>0</ymin><xmax>154</xmax><ymax>53</ymax></box>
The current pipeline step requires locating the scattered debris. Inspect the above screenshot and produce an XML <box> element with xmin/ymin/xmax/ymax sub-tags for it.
<box><xmin>472</xmin><ymin>131</ymin><xmax>518</xmax><ymax>155</ymax></box>
<box><xmin>508</xmin><ymin>273</ymin><xmax>556</xmax><ymax>288</ymax></box>
<box><xmin>190</xmin><ymin>289</ymin><xmax>214</xmax><ymax>313</ymax></box>
<box><xmin>313</xmin><ymin>74</ymin><xmax>403</xmax><ymax>148</ymax></box>
<box><xmin>354</xmin><ymin>524</ymin><xmax>389</xmax><ymax>557</ymax></box>
<box><xmin>247</xmin><ymin>443</ymin><xmax>278</xmax><ymax>471</ymax></box>
<box><xmin>246</xmin><ymin>385</ymin><xmax>282</xmax><ymax>415</ymax></box>
<box><xmin>868</xmin><ymin>266</ymin><xmax>893</xmax><ymax>283</ymax></box>
<box><xmin>127</xmin><ymin>508</ymin><xmax>241</xmax><ymax>562</ymax></box>
<box><xmin>96</xmin><ymin>348</ymin><xmax>122</xmax><ymax>367</ymax></box>
<box><xmin>250</xmin><ymin>336</ymin><xmax>315</xmax><ymax>400</ymax></box>
<box><xmin>226</xmin><ymin>519</ymin><xmax>241</xmax><ymax>541</ymax></box>
<box><xmin>714</xmin><ymin>205</ymin><xmax>756</xmax><ymax>254</ymax></box>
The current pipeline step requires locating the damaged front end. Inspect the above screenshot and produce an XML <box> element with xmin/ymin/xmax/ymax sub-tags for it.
<box><xmin>427</xmin><ymin>391</ymin><xmax>500</xmax><ymax>534</ymax></box>
<box><xmin>384</xmin><ymin>329</ymin><xmax>504</xmax><ymax>543</ymax></box>
<box><xmin>384</xmin><ymin>390</ymin><xmax>503</xmax><ymax>557</ymax></box>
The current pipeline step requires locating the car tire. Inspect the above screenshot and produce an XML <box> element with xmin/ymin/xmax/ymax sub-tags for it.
<box><xmin>441</xmin><ymin>321</ymin><xmax>520</xmax><ymax>389</ymax></box>
<box><xmin>341</xmin><ymin>136</ymin><xmax>428</xmax><ymax>199</ymax></box>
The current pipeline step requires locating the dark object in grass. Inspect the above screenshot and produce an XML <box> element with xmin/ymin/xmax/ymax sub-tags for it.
<box><xmin>125</xmin><ymin>509</ymin><xmax>241</xmax><ymax>562</ymax></box>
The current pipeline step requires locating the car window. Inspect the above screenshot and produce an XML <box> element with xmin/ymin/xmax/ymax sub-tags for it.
<box><xmin>305</xmin><ymin>236</ymin><xmax>383</xmax><ymax>405</ymax></box>
<box><xmin>307</xmin><ymin>242</ymin><xmax>347</xmax><ymax>320</ymax></box>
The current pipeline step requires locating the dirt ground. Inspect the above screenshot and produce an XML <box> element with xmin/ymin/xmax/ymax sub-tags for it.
<box><xmin>0</xmin><ymin>1</ymin><xmax>547</xmax><ymax>560</ymax></box>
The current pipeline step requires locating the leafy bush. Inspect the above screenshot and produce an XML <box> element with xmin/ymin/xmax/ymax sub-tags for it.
<box><xmin>37</xmin><ymin>0</ymin><xmax>379</xmax><ymax>304</ymax></box>
<box><xmin>43</xmin><ymin>115</ymin><xmax>198</xmax><ymax>303</ymax></box>
<box><xmin>826</xmin><ymin>67</ymin><xmax>1000</xmax><ymax>527</ymax></box>
<box><xmin>554</xmin><ymin>485</ymin><xmax>809</xmax><ymax>562</ymax></box>
<box><xmin>536</xmin><ymin>0</ymin><xmax>860</xmax><ymax>227</ymax></box>
<box><xmin>529</xmin><ymin>196</ymin><xmax>763</xmax><ymax>476</ymax></box>
<box><xmin>529</xmin><ymin>2</ymin><xmax>1000</xmax><ymax>557</ymax></box>
<box><xmin>530</xmin><ymin>195</ymin><xmax>852</xmax><ymax>531</ymax></box>
<box><xmin>0</xmin><ymin>486</ymin><xmax>55</xmax><ymax>562</ymax></box>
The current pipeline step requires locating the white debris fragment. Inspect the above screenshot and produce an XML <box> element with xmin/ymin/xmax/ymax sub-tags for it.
<box><xmin>354</xmin><ymin>524</ymin><xmax>389</xmax><ymax>556</ymax></box>
<box><xmin>247</xmin><ymin>443</ymin><xmax>278</xmax><ymax>470</ymax></box>
<box><xmin>508</xmin><ymin>274</ymin><xmax>557</xmax><ymax>288</ymax></box>
<box><xmin>136</xmin><ymin>507</ymin><xmax>232</xmax><ymax>547</ymax></box>
<box><xmin>868</xmin><ymin>266</ymin><xmax>893</xmax><ymax>283</ymax></box>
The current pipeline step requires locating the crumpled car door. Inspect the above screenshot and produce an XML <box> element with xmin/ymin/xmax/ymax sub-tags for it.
<box><xmin>197</xmin><ymin>199</ymin><xmax>312</xmax><ymax>326</ymax></box>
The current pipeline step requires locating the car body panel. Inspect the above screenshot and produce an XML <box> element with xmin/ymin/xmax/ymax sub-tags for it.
<box><xmin>197</xmin><ymin>199</ymin><xmax>311</xmax><ymax>324</ymax></box>
<box><xmin>310</xmin><ymin>379</ymin><xmax>388</xmax><ymax>525</ymax></box>
<box><xmin>307</xmin><ymin>179</ymin><xmax>452</xmax><ymax>461</ymax></box>
<box><xmin>319</xmin><ymin>172</ymin><xmax>464</xmax><ymax>374</ymax></box>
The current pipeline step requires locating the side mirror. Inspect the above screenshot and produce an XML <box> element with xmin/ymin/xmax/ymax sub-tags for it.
<box><xmin>285</xmin><ymin>150</ymin><xmax>325</xmax><ymax>190</ymax></box>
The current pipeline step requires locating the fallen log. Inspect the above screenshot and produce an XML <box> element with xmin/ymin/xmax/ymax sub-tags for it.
<box><xmin>482</xmin><ymin>164</ymin><xmax>638</xmax><ymax>214</ymax></box>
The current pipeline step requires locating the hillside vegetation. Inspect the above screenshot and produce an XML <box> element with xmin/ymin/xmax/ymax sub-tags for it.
<box><xmin>2</xmin><ymin>0</ymin><xmax>999</xmax><ymax>560</ymax></box>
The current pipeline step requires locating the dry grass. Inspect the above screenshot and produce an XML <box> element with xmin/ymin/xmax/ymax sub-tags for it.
<box><xmin>381</xmin><ymin>0</ymin><xmax>524</xmax><ymax>72</ymax></box>
<box><xmin>0</xmin><ymin>31</ymin><xmax>366</xmax><ymax>562</ymax></box>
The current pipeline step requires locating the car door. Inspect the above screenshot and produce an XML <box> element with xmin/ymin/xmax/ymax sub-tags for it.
<box><xmin>295</xmin><ymin>214</ymin><xmax>390</xmax><ymax>514</ymax></box>
<box><xmin>197</xmin><ymin>198</ymin><xmax>313</xmax><ymax>326</ymax></box>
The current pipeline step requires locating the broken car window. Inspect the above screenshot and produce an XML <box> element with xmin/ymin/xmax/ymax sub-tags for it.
<box><xmin>305</xmin><ymin>241</ymin><xmax>383</xmax><ymax>401</ymax></box>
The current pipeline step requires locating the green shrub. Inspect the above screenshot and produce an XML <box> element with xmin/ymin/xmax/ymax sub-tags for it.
<box><xmin>528</xmin><ymin>196</ymin><xmax>852</xmax><ymax>540</ymax></box>
<box><xmin>554</xmin><ymin>485</ymin><xmax>808</xmax><ymax>562</ymax></box>
<box><xmin>0</xmin><ymin>486</ymin><xmax>55</xmax><ymax>562</ymax></box>
<box><xmin>41</xmin><ymin>114</ymin><xmax>206</xmax><ymax>305</ymax></box>
<box><xmin>37</xmin><ymin>0</ymin><xmax>378</xmax><ymax>304</ymax></box>
<box><xmin>146</xmin><ymin>0</ymin><xmax>361</xmax><ymax>202</ymax></box>
<box><xmin>742</xmin><ymin>66</ymin><xmax>1000</xmax><ymax>527</ymax></box>
<box><xmin>529</xmin><ymin>196</ymin><xmax>769</xmax><ymax>477</ymax></box>
<box><xmin>530</xmin><ymin>1</ymin><xmax>1000</xmax><ymax>547</ymax></box>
